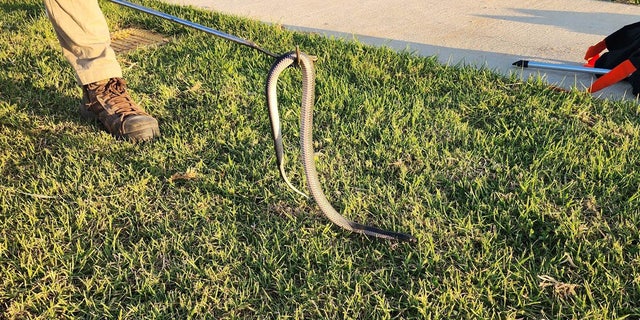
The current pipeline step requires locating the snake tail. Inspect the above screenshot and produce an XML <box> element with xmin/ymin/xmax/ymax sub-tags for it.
<box><xmin>265</xmin><ymin>54</ymin><xmax>309</xmax><ymax>199</ymax></box>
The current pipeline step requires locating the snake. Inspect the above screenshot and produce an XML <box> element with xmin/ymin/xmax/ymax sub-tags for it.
<box><xmin>266</xmin><ymin>50</ymin><xmax>417</xmax><ymax>242</ymax></box>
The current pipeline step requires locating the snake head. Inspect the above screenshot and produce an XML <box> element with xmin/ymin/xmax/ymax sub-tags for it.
<box><xmin>293</xmin><ymin>45</ymin><xmax>318</xmax><ymax>65</ymax></box>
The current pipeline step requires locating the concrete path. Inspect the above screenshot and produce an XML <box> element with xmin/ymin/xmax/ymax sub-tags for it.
<box><xmin>161</xmin><ymin>0</ymin><xmax>640</xmax><ymax>100</ymax></box>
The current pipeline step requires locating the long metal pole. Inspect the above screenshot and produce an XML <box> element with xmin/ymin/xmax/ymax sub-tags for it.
<box><xmin>513</xmin><ymin>60</ymin><xmax>610</xmax><ymax>75</ymax></box>
<box><xmin>108</xmin><ymin>0</ymin><xmax>279</xmax><ymax>58</ymax></box>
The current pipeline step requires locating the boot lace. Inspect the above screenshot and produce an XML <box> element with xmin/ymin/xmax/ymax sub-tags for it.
<box><xmin>93</xmin><ymin>78</ymin><xmax>148</xmax><ymax>119</ymax></box>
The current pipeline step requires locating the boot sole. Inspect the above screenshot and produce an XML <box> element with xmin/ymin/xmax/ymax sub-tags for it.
<box><xmin>117</xmin><ymin>124</ymin><xmax>161</xmax><ymax>142</ymax></box>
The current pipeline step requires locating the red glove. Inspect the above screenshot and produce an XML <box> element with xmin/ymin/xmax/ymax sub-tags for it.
<box><xmin>584</xmin><ymin>40</ymin><xmax>607</xmax><ymax>61</ymax></box>
<box><xmin>589</xmin><ymin>59</ymin><xmax>637</xmax><ymax>93</ymax></box>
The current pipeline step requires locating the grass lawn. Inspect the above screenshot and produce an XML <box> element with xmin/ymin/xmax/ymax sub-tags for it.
<box><xmin>2</xmin><ymin>0</ymin><xmax>640</xmax><ymax>318</ymax></box>
<box><xmin>613</xmin><ymin>0</ymin><xmax>640</xmax><ymax>4</ymax></box>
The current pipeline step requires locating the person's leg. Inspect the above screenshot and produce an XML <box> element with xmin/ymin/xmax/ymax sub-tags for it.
<box><xmin>43</xmin><ymin>0</ymin><xmax>121</xmax><ymax>85</ymax></box>
<box><xmin>44</xmin><ymin>0</ymin><xmax>160</xmax><ymax>141</ymax></box>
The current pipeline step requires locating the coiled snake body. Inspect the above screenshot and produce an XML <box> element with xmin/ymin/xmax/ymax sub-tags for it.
<box><xmin>266</xmin><ymin>51</ymin><xmax>416</xmax><ymax>242</ymax></box>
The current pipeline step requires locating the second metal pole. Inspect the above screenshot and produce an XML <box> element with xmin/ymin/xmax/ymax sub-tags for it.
<box><xmin>513</xmin><ymin>60</ymin><xmax>611</xmax><ymax>75</ymax></box>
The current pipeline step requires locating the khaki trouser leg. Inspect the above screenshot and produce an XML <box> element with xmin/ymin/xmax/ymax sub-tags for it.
<box><xmin>44</xmin><ymin>0</ymin><xmax>122</xmax><ymax>85</ymax></box>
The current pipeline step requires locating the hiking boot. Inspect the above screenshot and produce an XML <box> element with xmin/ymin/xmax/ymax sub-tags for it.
<box><xmin>81</xmin><ymin>77</ymin><xmax>160</xmax><ymax>142</ymax></box>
